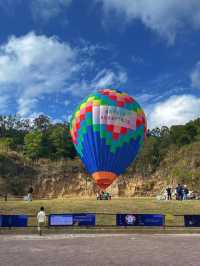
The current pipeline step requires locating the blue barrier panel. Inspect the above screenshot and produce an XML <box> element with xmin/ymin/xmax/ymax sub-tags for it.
<box><xmin>184</xmin><ymin>215</ymin><xmax>200</xmax><ymax>227</ymax></box>
<box><xmin>0</xmin><ymin>215</ymin><xmax>2</xmax><ymax>227</ymax></box>
<box><xmin>0</xmin><ymin>215</ymin><xmax>28</xmax><ymax>227</ymax></box>
<box><xmin>73</xmin><ymin>213</ymin><xmax>96</xmax><ymax>226</ymax></box>
<box><xmin>1</xmin><ymin>215</ymin><xmax>12</xmax><ymax>227</ymax></box>
<box><xmin>49</xmin><ymin>214</ymin><xmax>73</xmax><ymax>226</ymax></box>
<box><xmin>116</xmin><ymin>214</ymin><xmax>164</xmax><ymax>226</ymax></box>
<box><xmin>49</xmin><ymin>213</ymin><xmax>96</xmax><ymax>226</ymax></box>
<box><xmin>11</xmin><ymin>215</ymin><xmax>28</xmax><ymax>227</ymax></box>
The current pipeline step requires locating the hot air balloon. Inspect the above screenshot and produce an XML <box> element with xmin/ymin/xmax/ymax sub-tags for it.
<box><xmin>70</xmin><ymin>89</ymin><xmax>147</xmax><ymax>190</ymax></box>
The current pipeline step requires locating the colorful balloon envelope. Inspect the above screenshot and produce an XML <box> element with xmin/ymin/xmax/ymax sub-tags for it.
<box><xmin>70</xmin><ymin>89</ymin><xmax>147</xmax><ymax>190</ymax></box>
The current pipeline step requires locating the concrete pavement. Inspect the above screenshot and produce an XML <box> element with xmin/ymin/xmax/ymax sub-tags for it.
<box><xmin>0</xmin><ymin>234</ymin><xmax>199</xmax><ymax>266</ymax></box>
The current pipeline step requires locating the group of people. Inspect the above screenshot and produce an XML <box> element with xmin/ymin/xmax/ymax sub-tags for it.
<box><xmin>96</xmin><ymin>191</ymin><xmax>111</xmax><ymax>200</ymax></box>
<box><xmin>175</xmin><ymin>184</ymin><xmax>189</xmax><ymax>200</ymax></box>
<box><xmin>166</xmin><ymin>184</ymin><xmax>189</xmax><ymax>200</ymax></box>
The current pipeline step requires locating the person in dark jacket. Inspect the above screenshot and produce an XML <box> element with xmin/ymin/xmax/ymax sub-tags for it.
<box><xmin>176</xmin><ymin>184</ymin><xmax>183</xmax><ymax>200</ymax></box>
<box><xmin>166</xmin><ymin>187</ymin><xmax>172</xmax><ymax>200</ymax></box>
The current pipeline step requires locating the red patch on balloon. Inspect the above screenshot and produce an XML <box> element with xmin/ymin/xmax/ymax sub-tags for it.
<box><xmin>113</xmin><ymin>132</ymin><xmax>119</xmax><ymax>140</ymax></box>
<box><xmin>117</xmin><ymin>101</ymin><xmax>124</xmax><ymax>107</ymax></box>
<box><xmin>107</xmin><ymin>124</ymin><xmax>114</xmax><ymax>132</ymax></box>
<box><xmin>120</xmin><ymin>127</ymin><xmax>127</xmax><ymax>134</ymax></box>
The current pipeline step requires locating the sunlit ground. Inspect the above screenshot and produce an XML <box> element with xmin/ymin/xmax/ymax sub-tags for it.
<box><xmin>1</xmin><ymin>197</ymin><xmax>200</xmax><ymax>229</ymax></box>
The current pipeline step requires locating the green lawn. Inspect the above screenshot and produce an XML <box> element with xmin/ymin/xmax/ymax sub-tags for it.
<box><xmin>1</xmin><ymin>197</ymin><xmax>200</xmax><ymax>215</ymax></box>
<box><xmin>1</xmin><ymin>197</ymin><xmax>200</xmax><ymax>229</ymax></box>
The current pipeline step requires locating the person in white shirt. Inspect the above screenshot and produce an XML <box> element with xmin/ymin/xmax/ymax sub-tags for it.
<box><xmin>37</xmin><ymin>206</ymin><xmax>46</xmax><ymax>235</ymax></box>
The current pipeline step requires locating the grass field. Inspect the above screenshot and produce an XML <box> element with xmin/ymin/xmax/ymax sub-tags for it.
<box><xmin>0</xmin><ymin>197</ymin><xmax>200</xmax><ymax>221</ymax></box>
<box><xmin>1</xmin><ymin>197</ymin><xmax>200</xmax><ymax>230</ymax></box>
<box><xmin>1</xmin><ymin>197</ymin><xmax>200</xmax><ymax>216</ymax></box>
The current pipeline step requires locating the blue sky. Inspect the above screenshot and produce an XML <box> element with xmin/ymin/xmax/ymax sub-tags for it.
<box><xmin>0</xmin><ymin>0</ymin><xmax>200</xmax><ymax>128</ymax></box>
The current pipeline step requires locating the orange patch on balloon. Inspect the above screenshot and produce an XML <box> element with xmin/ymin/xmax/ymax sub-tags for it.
<box><xmin>92</xmin><ymin>171</ymin><xmax>117</xmax><ymax>190</ymax></box>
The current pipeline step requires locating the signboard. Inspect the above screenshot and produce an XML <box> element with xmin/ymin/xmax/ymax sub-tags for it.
<box><xmin>0</xmin><ymin>215</ymin><xmax>2</xmax><ymax>227</ymax></box>
<box><xmin>93</xmin><ymin>106</ymin><xmax>136</xmax><ymax>129</ymax></box>
<box><xmin>0</xmin><ymin>215</ymin><xmax>28</xmax><ymax>227</ymax></box>
<box><xmin>11</xmin><ymin>215</ymin><xmax>28</xmax><ymax>227</ymax></box>
<box><xmin>0</xmin><ymin>215</ymin><xmax>12</xmax><ymax>227</ymax></box>
<box><xmin>49</xmin><ymin>213</ymin><xmax>96</xmax><ymax>226</ymax></box>
<box><xmin>116</xmin><ymin>214</ymin><xmax>165</xmax><ymax>227</ymax></box>
<box><xmin>49</xmin><ymin>214</ymin><xmax>73</xmax><ymax>226</ymax></box>
<box><xmin>184</xmin><ymin>215</ymin><xmax>200</xmax><ymax>227</ymax></box>
<box><xmin>73</xmin><ymin>213</ymin><xmax>96</xmax><ymax>226</ymax></box>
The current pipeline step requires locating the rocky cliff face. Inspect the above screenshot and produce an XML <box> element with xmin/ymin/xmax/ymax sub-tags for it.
<box><xmin>33</xmin><ymin>143</ymin><xmax>200</xmax><ymax>197</ymax></box>
<box><xmin>1</xmin><ymin>141</ymin><xmax>200</xmax><ymax>198</ymax></box>
<box><xmin>33</xmin><ymin>171</ymin><xmax>166</xmax><ymax>198</ymax></box>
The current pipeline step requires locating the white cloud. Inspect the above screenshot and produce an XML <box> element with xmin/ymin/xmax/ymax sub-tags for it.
<box><xmin>147</xmin><ymin>95</ymin><xmax>200</xmax><ymax>128</ymax></box>
<box><xmin>135</xmin><ymin>93</ymin><xmax>154</xmax><ymax>105</ymax></box>
<box><xmin>0</xmin><ymin>0</ymin><xmax>72</xmax><ymax>22</ymax></box>
<box><xmin>0</xmin><ymin>32</ymin><xmax>78</xmax><ymax>116</ymax></box>
<box><xmin>0</xmin><ymin>32</ymin><xmax>128</xmax><ymax>117</ymax></box>
<box><xmin>31</xmin><ymin>0</ymin><xmax>72</xmax><ymax>21</ymax></box>
<box><xmin>191</xmin><ymin>62</ymin><xmax>200</xmax><ymax>89</ymax></box>
<box><xmin>92</xmin><ymin>68</ymin><xmax>127</xmax><ymax>88</ymax></box>
<box><xmin>97</xmin><ymin>0</ymin><xmax>200</xmax><ymax>44</ymax></box>
<box><xmin>66</xmin><ymin>68</ymin><xmax>127</xmax><ymax>98</ymax></box>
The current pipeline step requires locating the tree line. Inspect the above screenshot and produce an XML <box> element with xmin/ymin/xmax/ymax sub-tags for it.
<box><xmin>133</xmin><ymin>118</ymin><xmax>200</xmax><ymax>176</ymax></box>
<box><xmin>0</xmin><ymin>115</ymin><xmax>76</xmax><ymax>160</ymax></box>
<box><xmin>0</xmin><ymin>114</ymin><xmax>200</xmax><ymax>172</ymax></box>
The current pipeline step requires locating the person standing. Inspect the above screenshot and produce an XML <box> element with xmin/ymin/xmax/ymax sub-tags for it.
<box><xmin>27</xmin><ymin>187</ymin><xmax>33</xmax><ymax>201</ymax></box>
<box><xmin>183</xmin><ymin>185</ymin><xmax>189</xmax><ymax>200</ymax></box>
<box><xmin>96</xmin><ymin>192</ymin><xmax>100</xmax><ymax>200</ymax></box>
<box><xmin>176</xmin><ymin>184</ymin><xmax>183</xmax><ymax>200</ymax></box>
<box><xmin>37</xmin><ymin>206</ymin><xmax>46</xmax><ymax>235</ymax></box>
<box><xmin>179</xmin><ymin>185</ymin><xmax>184</xmax><ymax>200</ymax></box>
<box><xmin>4</xmin><ymin>193</ymin><xmax>7</xmax><ymax>201</ymax></box>
<box><xmin>166</xmin><ymin>187</ymin><xmax>172</xmax><ymax>200</ymax></box>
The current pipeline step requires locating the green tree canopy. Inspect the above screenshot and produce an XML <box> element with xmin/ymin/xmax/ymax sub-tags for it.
<box><xmin>24</xmin><ymin>130</ymin><xmax>43</xmax><ymax>160</ymax></box>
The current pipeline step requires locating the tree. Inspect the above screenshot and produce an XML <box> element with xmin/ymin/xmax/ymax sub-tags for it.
<box><xmin>47</xmin><ymin>124</ymin><xmax>76</xmax><ymax>159</ymax></box>
<box><xmin>170</xmin><ymin>125</ymin><xmax>189</xmax><ymax>146</ymax></box>
<box><xmin>160</xmin><ymin>126</ymin><xmax>170</xmax><ymax>138</ymax></box>
<box><xmin>0</xmin><ymin>115</ymin><xmax>7</xmax><ymax>137</ymax></box>
<box><xmin>33</xmin><ymin>115</ymin><xmax>50</xmax><ymax>132</ymax></box>
<box><xmin>185</xmin><ymin>123</ymin><xmax>198</xmax><ymax>141</ymax></box>
<box><xmin>149</xmin><ymin>127</ymin><xmax>161</xmax><ymax>137</ymax></box>
<box><xmin>177</xmin><ymin>134</ymin><xmax>191</xmax><ymax>145</ymax></box>
<box><xmin>24</xmin><ymin>130</ymin><xmax>43</xmax><ymax>159</ymax></box>
<box><xmin>133</xmin><ymin>136</ymin><xmax>160</xmax><ymax>176</ymax></box>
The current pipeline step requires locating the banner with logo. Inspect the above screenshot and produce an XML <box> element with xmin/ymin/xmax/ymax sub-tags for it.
<box><xmin>116</xmin><ymin>214</ymin><xmax>165</xmax><ymax>226</ymax></box>
<box><xmin>184</xmin><ymin>215</ymin><xmax>200</xmax><ymax>227</ymax></box>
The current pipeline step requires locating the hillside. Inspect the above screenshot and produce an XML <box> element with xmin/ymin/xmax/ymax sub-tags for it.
<box><xmin>0</xmin><ymin>141</ymin><xmax>200</xmax><ymax>198</ymax></box>
<box><xmin>0</xmin><ymin>116</ymin><xmax>200</xmax><ymax>197</ymax></box>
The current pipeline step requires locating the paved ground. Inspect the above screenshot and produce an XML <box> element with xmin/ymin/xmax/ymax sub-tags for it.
<box><xmin>0</xmin><ymin>234</ymin><xmax>200</xmax><ymax>266</ymax></box>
